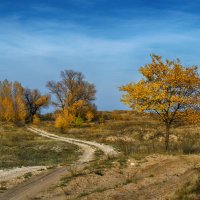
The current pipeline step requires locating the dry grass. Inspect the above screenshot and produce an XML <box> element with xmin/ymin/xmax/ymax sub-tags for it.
<box><xmin>33</xmin><ymin>154</ymin><xmax>200</xmax><ymax>200</ymax></box>
<box><xmin>173</xmin><ymin>174</ymin><xmax>200</xmax><ymax>200</ymax></box>
<box><xmin>38</xmin><ymin>113</ymin><xmax>200</xmax><ymax>159</ymax></box>
<box><xmin>0</xmin><ymin>123</ymin><xmax>79</xmax><ymax>169</ymax></box>
<box><xmin>7</xmin><ymin>111</ymin><xmax>199</xmax><ymax>200</ymax></box>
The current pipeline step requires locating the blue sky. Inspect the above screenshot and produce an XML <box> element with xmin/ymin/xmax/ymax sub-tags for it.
<box><xmin>0</xmin><ymin>0</ymin><xmax>200</xmax><ymax>111</ymax></box>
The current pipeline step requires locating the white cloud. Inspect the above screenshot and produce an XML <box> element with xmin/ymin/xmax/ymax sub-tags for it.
<box><xmin>0</xmin><ymin>13</ymin><xmax>200</xmax><ymax>110</ymax></box>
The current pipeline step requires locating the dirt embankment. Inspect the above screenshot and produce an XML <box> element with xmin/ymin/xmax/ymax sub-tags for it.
<box><xmin>33</xmin><ymin>154</ymin><xmax>200</xmax><ymax>200</ymax></box>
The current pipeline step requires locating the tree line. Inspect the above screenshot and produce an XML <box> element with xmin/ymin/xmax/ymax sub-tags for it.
<box><xmin>0</xmin><ymin>70</ymin><xmax>96</xmax><ymax>127</ymax></box>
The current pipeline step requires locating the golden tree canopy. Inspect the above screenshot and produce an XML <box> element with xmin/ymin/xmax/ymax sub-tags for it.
<box><xmin>120</xmin><ymin>55</ymin><xmax>200</xmax><ymax>126</ymax></box>
<box><xmin>0</xmin><ymin>80</ymin><xmax>26</xmax><ymax>123</ymax></box>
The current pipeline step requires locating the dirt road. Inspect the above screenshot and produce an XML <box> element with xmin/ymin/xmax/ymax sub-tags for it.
<box><xmin>29</xmin><ymin>127</ymin><xmax>117</xmax><ymax>159</ymax></box>
<box><xmin>0</xmin><ymin>127</ymin><xmax>117</xmax><ymax>200</ymax></box>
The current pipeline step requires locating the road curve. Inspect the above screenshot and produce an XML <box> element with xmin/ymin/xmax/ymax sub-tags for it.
<box><xmin>0</xmin><ymin>127</ymin><xmax>117</xmax><ymax>200</ymax></box>
<box><xmin>30</xmin><ymin>127</ymin><xmax>117</xmax><ymax>157</ymax></box>
<box><xmin>28</xmin><ymin>127</ymin><xmax>97</xmax><ymax>163</ymax></box>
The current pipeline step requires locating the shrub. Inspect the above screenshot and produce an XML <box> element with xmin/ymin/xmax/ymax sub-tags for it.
<box><xmin>99</xmin><ymin>114</ymin><xmax>105</xmax><ymax>124</ymax></box>
<box><xmin>55</xmin><ymin>109</ymin><xmax>75</xmax><ymax>129</ymax></box>
<box><xmin>86</xmin><ymin>111</ymin><xmax>94</xmax><ymax>122</ymax></box>
<box><xmin>55</xmin><ymin>115</ymin><xmax>67</xmax><ymax>129</ymax></box>
<box><xmin>33</xmin><ymin>115</ymin><xmax>40</xmax><ymax>125</ymax></box>
<box><xmin>75</xmin><ymin>115</ymin><xmax>83</xmax><ymax>127</ymax></box>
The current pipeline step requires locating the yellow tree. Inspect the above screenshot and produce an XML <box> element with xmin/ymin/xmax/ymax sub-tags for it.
<box><xmin>68</xmin><ymin>99</ymin><xmax>86</xmax><ymax>117</ymax></box>
<box><xmin>0</xmin><ymin>81</ymin><xmax>14</xmax><ymax>122</ymax></box>
<box><xmin>86</xmin><ymin>110</ymin><xmax>94</xmax><ymax>122</ymax></box>
<box><xmin>33</xmin><ymin>114</ymin><xmax>41</xmax><ymax>125</ymax></box>
<box><xmin>120</xmin><ymin>55</ymin><xmax>200</xmax><ymax>150</ymax></box>
<box><xmin>55</xmin><ymin>109</ymin><xmax>75</xmax><ymax>129</ymax></box>
<box><xmin>46</xmin><ymin>70</ymin><xmax>96</xmax><ymax>120</ymax></box>
<box><xmin>13</xmin><ymin>82</ymin><xmax>27</xmax><ymax>123</ymax></box>
<box><xmin>0</xmin><ymin>80</ymin><xmax>26</xmax><ymax>123</ymax></box>
<box><xmin>1</xmin><ymin>97</ymin><xmax>15</xmax><ymax>122</ymax></box>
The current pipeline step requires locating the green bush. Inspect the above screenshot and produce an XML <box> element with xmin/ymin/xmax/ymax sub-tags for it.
<box><xmin>75</xmin><ymin>115</ymin><xmax>84</xmax><ymax>127</ymax></box>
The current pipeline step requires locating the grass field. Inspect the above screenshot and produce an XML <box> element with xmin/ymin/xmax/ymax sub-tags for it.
<box><xmin>38</xmin><ymin>113</ymin><xmax>200</xmax><ymax>159</ymax></box>
<box><xmin>0</xmin><ymin>123</ymin><xmax>79</xmax><ymax>169</ymax></box>
<box><xmin>3</xmin><ymin>112</ymin><xmax>194</xmax><ymax>170</ymax></box>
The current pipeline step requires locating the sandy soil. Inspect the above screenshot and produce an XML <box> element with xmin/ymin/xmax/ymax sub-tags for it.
<box><xmin>0</xmin><ymin>166</ymin><xmax>47</xmax><ymax>191</ymax></box>
<box><xmin>0</xmin><ymin>166</ymin><xmax>47</xmax><ymax>182</ymax></box>
<box><xmin>34</xmin><ymin>154</ymin><xmax>200</xmax><ymax>200</ymax></box>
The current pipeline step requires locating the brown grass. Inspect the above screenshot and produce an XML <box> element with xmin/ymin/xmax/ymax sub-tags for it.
<box><xmin>0</xmin><ymin>123</ymin><xmax>79</xmax><ymax>169</ymax></box>
<box><xmin>37</xmin><ymin>112</ymin><xmax>200</xmax><ymax>159</ymax></box>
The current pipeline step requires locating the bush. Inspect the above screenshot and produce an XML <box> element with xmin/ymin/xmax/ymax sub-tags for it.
<box><xmin>55</xmin><ymin>109</ymin><xmax>75</xmax><ymax>129</ymax></box>
<box><xmin>86</xmin><ymin>111</ymin><xmax>94</xmax><ymax>122</ymax></box>
<box><xmin>75</xmin><ymin>115</ymin><xmax>83</xmax><ymax>127</ymax></box>
<box><xmin>99</xmin><ymin>114</ymin><xmax>105</xmax><ymax>124</ymax></box>
<box><xmin>179</xmin><ymin>132</ymin><xmax>200</xmax><ymax>154</ymax></box>
<box><xmin>33</xmin><ymin>115</ymin><xmax>40</xmax><ymax>125</ymax></box>
<box><xmin>55</xmin><ymin>115</ymin><xmax>67</xmax><ymax>129</ymax></box>
<box><xmin>173</xmin><ymin>176</ymin><xmax>200</xmax><ymax>199</ymax></box>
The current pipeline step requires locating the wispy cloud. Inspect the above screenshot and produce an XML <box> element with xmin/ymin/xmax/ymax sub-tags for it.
<box><xmin>0</xmin><ymin>1</ymin><xmax>200</xmax><ymax>110</ymax></box>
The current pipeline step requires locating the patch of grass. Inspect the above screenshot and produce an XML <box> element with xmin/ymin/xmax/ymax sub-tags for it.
<box><xmin>59</xmin><ymin>171</ymin><xmax>87</xmax><ymax>187</ymax></box>
<box><xmin>94</xmin><ymin>169</ymin><xmax>104</xmax><ymax>176</ymax></box>
<box><xmin>24</xmin><ymin>172</ymin><xmax>33</xmax><ymax>179</ymax></box>
<box><xmin>77</xmin><ymin>173</ymin><xmax>139</xmax><ymax>199</ymax></box>
<box><xmin>0</xmin><ymin>125</ymin><xmax>79</xmax><ymax>169</ymax></box>
<box><xmin>0</xmin><ymin>181</ymin><xmax>7</xmax><ymax>192</ymax></box>
<box><xmin>94</xmin><ymin>149</ymin><xmax>104</xmax><ymax>158</ymax></box>
<box><xmin>173</xmin><ymin>175</ymin><xmax>200</xmax><ymax>200</ymax></box>
<box><xmin>39</xmin><ymin>119</ymin><xmax>200</xmax><ymax>158</ymax></box>
<box><xmin>77</xmin><ymin>186</ymin><xmax>115</xmax><ymax>198</ymax></box>
<box><xmin>46</xmin><ymin>165</ymin><xmax>57</xmax><ymax>170</ymax></box>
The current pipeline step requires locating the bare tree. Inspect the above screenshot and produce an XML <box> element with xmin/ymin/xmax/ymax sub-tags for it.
<box><xmin>24</xmin><ymin>88</ymin><xmax>50</xmax><ymax>122</ymax></box>
<box><xmin>46</xmin><ymin>70</ymin><xmax>96</xmax><ymax>112</ymax></box>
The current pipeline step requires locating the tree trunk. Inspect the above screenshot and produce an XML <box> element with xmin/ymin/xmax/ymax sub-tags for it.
<box><xmin>165</xmin><ymin>124</ymin><xmax>170</xmax><ymax>151</ymax></box>
<box><xmin>29</xmin><ymin>115</ymin><xmax>33</xmax><ymax>123</ymax></box>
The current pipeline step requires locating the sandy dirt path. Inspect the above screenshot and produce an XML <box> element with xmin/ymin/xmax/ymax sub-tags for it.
<box><xmin>29</xmin><ymin>127</ymin><xmax>117</xmax><ymax>157</ymax></box>
<box><xmin>0</xmin><ymin>166</ymin><xmax>47</xmax><ymax>183</ymax></box>
<box><xmin>0</xmin><ymin>127</ymin><xmax>117</xmax><ymax>200</ymax></box>
<box><xmin>28</xmin><ymin>127</ymin><xmax>97</xmax><ymax>163</ymax></box>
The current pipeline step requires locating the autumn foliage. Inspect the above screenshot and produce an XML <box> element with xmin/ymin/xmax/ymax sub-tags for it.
<box><xmin>33</xmin><ymin>114</ymin><xmax>41</xmax><ymax>125</ymax></box>
<box><xmin>0</xmin><ymin>80</ymin><xmax>51</xmax><ymax>125</ymax></box>
<box><xmin>47</xmin><ymin>70</ymin><xmax>96</xmax><ymax>128</ymax></box>
<box><xmin>24</xmin><ymin>88</ymin><xmax>50</xmax><ymax>122</ymax></box>
<box><xmin>120</xmin><ymin>55</ymin><xmax>200</xmax><ymax>150</ymax></box>
<box><xmin>55</xmin><ymin>109</ymin><xmax>75</xmax><ymax>129</ymax></box>
<box><xmin>0</xmin><ymin>80</ymin><xmax>26</xmax><ymax>123</ymax></box>
<box><xmin>46</xmin><ymin>70</ymin><xmax>96</xmax><ymax>114</ymax></box>
<box><xmin>86</xmin><ymin>110</ymin><xmax>94</xmax><ymax>122</ymax></box>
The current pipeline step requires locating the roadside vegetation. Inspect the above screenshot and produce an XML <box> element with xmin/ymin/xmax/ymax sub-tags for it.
<box><xmin>173</xmin><ymin>174</ymin><xmax>200</xmax><ymax>200</ymax></box>
<box><xmin>39</xmin><ymin>111</ymin><xmax>200</xmax><ymax>159</ymax></box>
<box><xmin>0</xmin><ymin>123</ymin><xmax>79</xmax><ymax>169</ymax></box>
